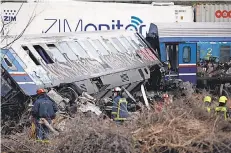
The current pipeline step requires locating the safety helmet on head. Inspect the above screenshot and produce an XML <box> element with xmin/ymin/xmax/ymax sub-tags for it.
<box><xmin>37</xmin><ymin>88</ymin><xmax>46</xmax><ymax>95</ymax></box>
<box><xmin>219</xmin><ymin>96</ymin><xmax>228</xmax><ymax>103</ymax></box>
<box><xmin>112</xmin><ymin>87</ymin><xmax>122</xmax><ymax>92</ymax></box>
<box><xmin>204</xmin><ymin>96</ymin><xmax>211</xmax><ymax>103</ymax></box>
<box><xmin>162</xmin><ymin>94</ymin><xmax>169</xmax><ymax>98</ymax></box>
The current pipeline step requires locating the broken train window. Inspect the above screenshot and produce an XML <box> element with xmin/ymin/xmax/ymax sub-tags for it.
<box><xmin>22</xmin><ymin>46</ymin><xmax>41</xmax><ymax>65</ymax></box>
<box><xmin>101</xmin><ymin>37</ymin><xmax>119</xmax><ymax>54</ymax></box>
<box><xmin>47</xmin><ymin>44</ymin><xmax>66</xmax><ymax>63</ymax></box>
<box><xmin>80</xmin><ymin>39</ymin><xmax>100</xmax><ymax>59</ymax></box>
<box><xmin>33</xmin><ymin>45</ymin><xmax>54</xmax><ymax>64</ymax></box>
<box><xmin>92</xmin><ymin>39</ymin><xmax>109</xmax><ymax>55</ymax></box>
<box><xmin>111</xmin><ymin>37</ymin><xmax>127</xmax><ymax>53</ymax></box>
<box><xmin>67</xmin><ymin>41</ymin><xmax>90</xmax><ymax>58</ymax></box>
<box><xmin>134</xmin><ymin>33</ymin><xmax>147</xmax><ymax>48</ymax></box>
<box><xmin>58</xmin><ymin>42</ymin><xmax>78</xmax><ymax>61</ymax></box>
<box><xmin>120</xmin><ymin>36</ymin><xmax>136</xmax><ymax>53</ymax></box>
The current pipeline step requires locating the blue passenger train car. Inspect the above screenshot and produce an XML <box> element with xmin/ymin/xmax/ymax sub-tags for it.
<box><xmin>150</xmin><ymin>22</ymin><xmax>231</xmax><ymax>84</ymax></box>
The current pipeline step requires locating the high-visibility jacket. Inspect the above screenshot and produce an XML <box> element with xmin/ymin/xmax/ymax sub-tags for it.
<box><xmin>215</xmin><ymin>106</ymin><xmax>228</xmax><ymax>120</ymax></box>
<box><xmin>204</xmin><ymin>102</ymin><xmax>212</xmax><ymax>113</ymax></box>
<box><xmin>111</xmin><ymin>96</ymin><xmax>129</xmax><ymax>121</ymax></box>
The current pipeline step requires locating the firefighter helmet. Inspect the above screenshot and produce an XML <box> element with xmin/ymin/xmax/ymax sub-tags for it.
<box><xmin>204</xmin><ymin>96</ymin><xmax>212</xmax><ymax>103</ymax></box>
<box><xmin>219</xmin><ymin>96</ymin><xmax>228</xmax><ymax>103</ymax></box>
<box><xmin>112</xmin><ymin>87</ymin><xmax>122</xmax><ymax>92</ymax></box>
<box><xmin>37</xmin><ymin>88</ymin><xmax>46</xmax><ymax>95</ymax></box>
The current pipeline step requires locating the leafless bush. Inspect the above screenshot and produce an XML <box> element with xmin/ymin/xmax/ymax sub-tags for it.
<box><xmin>133</xmin><ymin>94</ymin><xmax>231</xmax><ymax>153</ymax></box>
<box><xmin>2</xmin><ymin>94</ymin><xmax>231</xmax><ymax>153</ymax></box>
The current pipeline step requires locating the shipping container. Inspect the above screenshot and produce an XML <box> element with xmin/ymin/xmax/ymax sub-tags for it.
<box><xmin>173</xmin><ymin>5</ymin><xmax>194</xmax><ymax>22</ymax></box>
<box><xmin>1</xmin><ymin>1</ymin><xmax>193</xmax><ymax>36</ymax></box>
<box><xmin>195</xmin><ymin>4</ymin><xmax>231</xmax><ymax>22</ymax></box>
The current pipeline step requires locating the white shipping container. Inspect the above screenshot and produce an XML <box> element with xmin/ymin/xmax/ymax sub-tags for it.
<box><xmin>173</xmin><ymin>5</ymin><xmax>194</xmax><ymax>22</ymax></box>
<box><xmin>195</xmin><ymin>4</ymin><xmax>231</xmax><ymax>22</ymax></box>
<box><xmin>0</xmin><ymin>1</ymin><xmax>193</xmax><ymax>36</ymax></box>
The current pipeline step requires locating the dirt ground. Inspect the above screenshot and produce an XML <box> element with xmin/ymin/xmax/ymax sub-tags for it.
<box><xmin>1</xmin><ymin>93</ymin><xmax>231</xmax><ymax>153</ymax></box>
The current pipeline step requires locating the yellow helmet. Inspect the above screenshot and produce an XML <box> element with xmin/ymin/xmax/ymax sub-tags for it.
<box><xmin>219</xmin><ymin>96</ymin><xmax>228</xmax><ymax>103</ymax></box>
<box><xmin>204</xmin><ymin>96</ymin><xmax>211</xmax><ymax>103</ymax></box>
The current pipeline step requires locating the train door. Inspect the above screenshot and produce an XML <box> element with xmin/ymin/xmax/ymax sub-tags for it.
<box><xmin>178</xmin><ymin>43</ymin><xmax>197</xmax><ymax>84</ymax></box>
<box><xmin>164</xmin><ymin>43</ymin><xmax>179</xmax><ymax>78</ymax></box>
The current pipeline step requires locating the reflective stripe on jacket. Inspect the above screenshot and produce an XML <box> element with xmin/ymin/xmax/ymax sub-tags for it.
<box><xmin>112</xmin><ymin>96</ymin><xmax>129</xmax><ymax>121</ymax></box>
<box><xmin>215</xmin><ymin>106</ymin><xmax>228</xmax><ymax>120</ymax></box>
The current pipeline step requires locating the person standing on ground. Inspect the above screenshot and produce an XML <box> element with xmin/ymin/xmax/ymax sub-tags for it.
<box><xmin>203</xmin><ymin>96</ymin><xmax>212</xmax><ymax>113</ymax></box>
<box><xmin>215</xmin><ymin>96</ymin><xmax>228</xmax><ymax>120</ymax></box>
<box><xmin>32</xmin><ymin>88</ymin><xmax>58</xmax><ymax>141</ymax></box>
<box><xmin>111</xmin><ymin>87</ymin><xmax>129</xmax><ymax>124</ymax></box>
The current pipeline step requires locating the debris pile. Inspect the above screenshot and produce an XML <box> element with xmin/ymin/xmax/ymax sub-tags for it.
<box><xmin>2</xmin><ymin>93</ymin><xmax>231</xmax><ymax>153</ymax></box>
<box><xmin>133</xmin><ymin>94</ymin><xmax>231</xmax><ymax>153</ymax></box>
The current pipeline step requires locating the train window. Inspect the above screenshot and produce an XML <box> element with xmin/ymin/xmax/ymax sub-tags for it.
<box><xmin>183</xmin><ymin>46</ymin><xmax>191</xmax><ymax>63</ymax></box>
<box><xmin>127</xmin><ymin>36</ymin><xmax>140</xmax><ymax>50</ymax></box>
<box><xmin>4</xmin><ymin>57</ymin><xmax>13</xmax><ymax>67</ymax></box>
<box><xmin>220</xmin><ymin>46</ymin><xmax>230</xmax><ymax>63</ymax></box>
<box><xmin>68</xmin><ymin>41</ymin><xmax>89</xmax><ymax>58</ymax></box>
<box><xmin>134</xmin><ymin>33</ymin><xmax>147</xmax><ymax>47</ymax></box>
<box><xmin>120</xmin><ymin>36</ymin><xmax>136</xmax><ymax>53</ymax></box>
<box><xmin>111</xmin><ymin>37</ymin><xmax>127</xmax><ymax>53</ymax></box>
<box><xmin>58</xmin><ymin>42</ymin><xmax>78</xmax><ymax>61</ymax></box>
<box><xmin>33</xmin><ymin>45</ymin><xmax>54</xmax><ymax>64</ymax></box>
<box><xmin>47</xmin><ymin>44</ymin><xmax>66</xmax><ymax>62</ymax></box>
<box><xmin>102</xmin><ymin>38</ymin><xmax>118</xmax><ymax>53</ymax></box>
<box><xmin>92</xmin><ymin>39</ymin><xmax>109</xmax><ymax>55</ymax></box>
<box><xmin>80</xmin><ymin>40</ymin><xmax>100</xmax><ymax>59</ymax></box>
<box><xmin>22</xmin><ymin>46</ymin><xmax>41</xmax><ymax>65</ymax></box>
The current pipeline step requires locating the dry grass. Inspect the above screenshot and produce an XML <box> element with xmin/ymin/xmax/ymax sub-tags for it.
<box><xmin>1</xmin><ymin>93</ymin><xmax>231</xmax><ymax>153</ymax></box>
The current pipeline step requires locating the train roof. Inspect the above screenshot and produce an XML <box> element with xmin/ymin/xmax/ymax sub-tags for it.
<box><xmin>156</xmin><ymin>22</ymin><xmax>231</xmax><ymax>38</ymax></box>
<box><xmin>155</xmin><ymin>22</ymin><xmax>231</xmax><ymax>42</ymax></box>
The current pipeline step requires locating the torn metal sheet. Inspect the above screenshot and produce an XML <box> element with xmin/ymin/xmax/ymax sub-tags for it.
<box><xmin>78</xmin><ymin>102</ymin><xmax>102</xmax><ymax>116</ymax></box>
<box><xmin>121</xmin><ymin>87</ymin><xmax>137</xmax><ymax>103</ymax></box>
<box><xmin>47</xmin><ymin>89</ymin><xmax>70</xmax><ymax>111</ymax></box>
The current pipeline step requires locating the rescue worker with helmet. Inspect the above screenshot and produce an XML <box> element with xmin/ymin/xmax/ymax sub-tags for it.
<box><xmin>32</xmin><ymin>88</ymin><xmax>58</xmax><ymax>141</ymax></box>
<box><xmin>203</xmin><ymin>96</ymin><xmax>212</xmax><ymax>113</ymax></box>
<box><xmin>111</xmin><ymin>87</ymin><xmax>129</xmax><ymax>124</ymax></box>
<box><xmin>215</xmin><ymin>96</ymin><xmax>228</xmax><ymax>120</ymax></box>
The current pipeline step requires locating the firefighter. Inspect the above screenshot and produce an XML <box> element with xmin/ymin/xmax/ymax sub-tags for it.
<box><xmin>32</xmin><ymin>88</ymin><xmax>58</xmax><ymax>141</ymax></box>
<box><xmin>203</xmin><ymin>96</ymin><xmax>212</xmax><ymax>113</ymax></box>
<box><xmin>111</xmin><ymin>87</ymin><xmax>129</xmax><ymax>124</ymax></box>
<box><xmin>215</xmin><ymin>96</ymin><xmax>228</xmax><ymax>120</ymax></box>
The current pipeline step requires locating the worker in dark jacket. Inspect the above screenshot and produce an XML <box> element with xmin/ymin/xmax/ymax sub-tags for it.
<box><xmin>32</xmin><ymin>88</ymin><xmax>58</xmax><ymax>140</ymax></box>
<box><xmin>111</xmin><ymin>87</ymin><xmax>129</xmax><ymax>124</ymax></box>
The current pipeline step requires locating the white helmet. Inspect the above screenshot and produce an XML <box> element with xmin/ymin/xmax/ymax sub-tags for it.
<box><xmin>112</xmin><ymin>87</ymin><xmax>122</xmax><ymax>92</ymax></box>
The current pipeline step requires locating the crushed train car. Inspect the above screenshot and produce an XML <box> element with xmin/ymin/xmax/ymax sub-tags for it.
<box><xmin>1</xmin><ymin>30</ymin><xmax>163</xmax><ymax>125</ymax></box>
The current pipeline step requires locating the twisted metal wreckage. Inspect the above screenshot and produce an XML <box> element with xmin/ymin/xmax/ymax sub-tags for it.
<box><xmin>1</xmin><ymin>25</ymin><xmax>165</xmax><ymax>131</ymax></box>
<box><xmin>1</xmin><ymin>23</ymin><xmax>231</xmax><ymax>134</ymax></box>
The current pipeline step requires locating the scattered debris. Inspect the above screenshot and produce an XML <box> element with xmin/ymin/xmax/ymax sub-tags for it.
<box><xmin>1</xmin><ymin>93</ymin><xmax>231</xmax><ymax>153</ymax></box>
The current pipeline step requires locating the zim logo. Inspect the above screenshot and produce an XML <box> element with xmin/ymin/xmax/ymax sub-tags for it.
<box><xmin>3</xmin><ymin>9</ymin><xmax>17</xmax><ymax>22</ymax></box>
<box><xmin>215</xmin><ymin>10</ymin><xmax>231</xmax><ymax>18</ymax></box>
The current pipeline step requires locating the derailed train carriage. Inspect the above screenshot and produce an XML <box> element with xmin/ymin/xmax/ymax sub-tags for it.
<box><xmin>1</xmin><ymin>30</ymin><xmax>163</xmax><ymax>123</ymax></box>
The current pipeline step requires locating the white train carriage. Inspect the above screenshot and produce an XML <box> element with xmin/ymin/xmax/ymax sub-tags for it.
<box><xmin>1</xmin><ymin>30</ymin><xmax>162</xmax><ymax>101</ymax></box>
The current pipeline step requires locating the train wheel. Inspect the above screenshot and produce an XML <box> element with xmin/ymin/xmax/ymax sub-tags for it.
<box><xmin>58</xmin><ymin>87</ymin><xmax>78</xmax><ymax>104</ymax></box>
<box><xmin>58</xmin><ymin>87</ymin><xmax>79</xmax><ymax>116</ymax></box>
